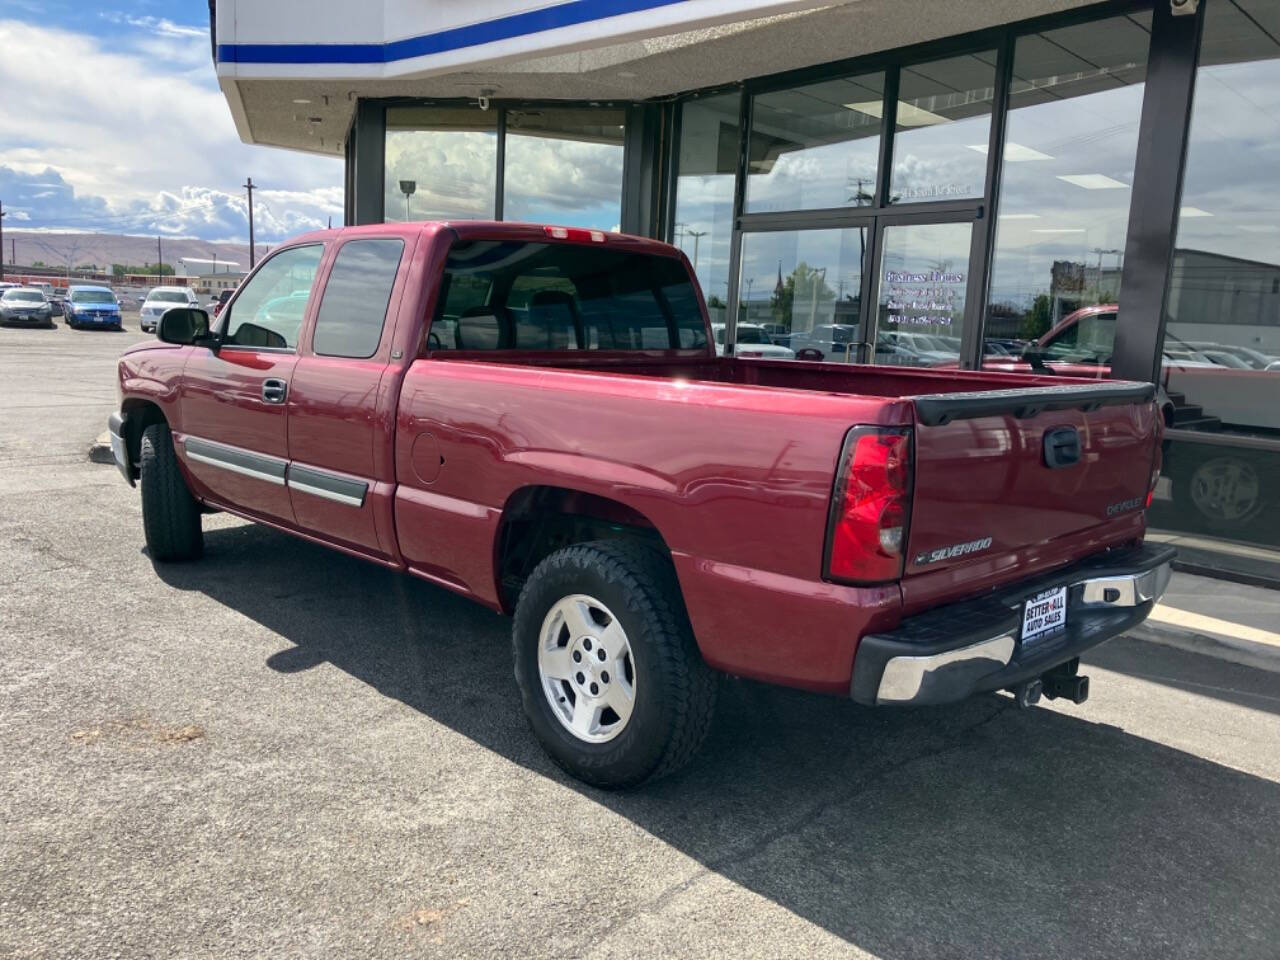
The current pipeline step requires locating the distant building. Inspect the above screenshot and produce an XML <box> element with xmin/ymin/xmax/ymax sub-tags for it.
<box><xmin>193</xmin><ymin>271</ymin><xmax>246</xmax><ymax>294</ymax></box>
<box><xmin>179</xmin><ymin>257</ymin><xmax>242</xmax><ymax>277</ymax></box>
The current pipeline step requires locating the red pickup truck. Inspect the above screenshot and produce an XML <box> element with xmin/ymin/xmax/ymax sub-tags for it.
<box><xmin>108</xmin><ymin>222</ymin><xmax>1172</xmax><ymax>788</ymax></box>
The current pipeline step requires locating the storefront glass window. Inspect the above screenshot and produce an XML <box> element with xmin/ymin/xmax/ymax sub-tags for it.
<box><xmin>503</xmin><ymin>108</ymin><xmax>626</xmax><ymax>230</ymax></box>
<box><xmin>672</xmin><ymin>94</ymin><xmax>740</xmax><ymax>324</ymax></box>
<box><xmin>1148</xmin><ymin>2</ymin><xmax>1280</xmax><ymax>569</ymax></box>
<box><xmin>384</xmin><ymin>107</ymin><xmax>498</xmax><ymax>220</ymax></box>
<box><xmin>736</xmin><ymin>228</ymin><xmax>867</xmax><ymax>361</ymax></box>
<box><xmin>889</xmin><ymin>52</ymin><xmax>997</xmax><ymax>204</ymax></box>
<box><xmin>983</xmin><ymin>14</ymin><xmax>1151</xmax><ymax>363</ymax></box>
<box><xmin>745</xmin><ymin>72</ymin><xmax>885</xmax><ymax>213</ymax></box>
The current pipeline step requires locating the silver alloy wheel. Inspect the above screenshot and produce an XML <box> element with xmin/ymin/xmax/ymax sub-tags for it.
<box><xmin>538</xmin><ymin>593</ymin><xmax>636</xmax><ymax>744</ymax></box>
<box><xmin>1189</xmin><ymin>457</ymin><xmax>1261</xmax><ymax>522</ymax></box>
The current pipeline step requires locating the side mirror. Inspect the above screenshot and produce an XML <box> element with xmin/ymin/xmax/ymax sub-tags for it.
<box><xmin>157</xmin><ymin>308</ymin><xmax>212</xmax><ymax>346</ymax></box>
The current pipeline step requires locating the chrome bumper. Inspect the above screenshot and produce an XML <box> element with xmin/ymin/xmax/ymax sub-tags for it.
<box><xmin>852</xmin><ymin>545</ymin><xmax>1175</xmax><ymax>707</ymax></box>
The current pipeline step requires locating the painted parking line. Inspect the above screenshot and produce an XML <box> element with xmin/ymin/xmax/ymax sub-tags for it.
<box><xmin>1147</xmin><ymin>605</ymin><xmax>1280</xmax><ymax>649</ymax></box>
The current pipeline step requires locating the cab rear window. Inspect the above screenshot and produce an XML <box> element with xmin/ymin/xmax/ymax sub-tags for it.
<box><xmin>431</xmin><ymin>241</ymin><xmax>706</xmax><ymax>352</ymax></box>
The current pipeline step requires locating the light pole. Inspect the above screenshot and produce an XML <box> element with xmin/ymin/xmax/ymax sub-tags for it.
<box><xmin>686</xmin><ymin>229</ymin><xmax>707</xmax><ymax>276</ymax></box>
<box><xmin>0</xmin><ymin>200</ymin><xmax>6</xmax><ymax>282</ymax></box>
<box><xmin>399</xmin><ymin>180</ymin><xmax>416</xmax><ymax>221</ymax></box>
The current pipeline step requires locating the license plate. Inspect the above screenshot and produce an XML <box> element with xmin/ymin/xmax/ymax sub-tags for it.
<box><xmin>1022</xmin><ymin>586</ymin><xmax>1067</xmax><ymax>644</ymax></box>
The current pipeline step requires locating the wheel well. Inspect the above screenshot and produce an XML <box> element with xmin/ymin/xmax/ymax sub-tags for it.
<box><xmin>121</xmin><ymin>399</ymin><xmax>167</xmax><ymax>477</ymax></box>
<box><xmin>496</xmin><ymin>486</ymin><xmax>670</xmax><ymax>611</ymax></box>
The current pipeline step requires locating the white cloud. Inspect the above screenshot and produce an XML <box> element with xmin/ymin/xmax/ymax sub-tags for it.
<box><xmin>99</xmin><ymin>12</ymin><xmax>207</xmax><ymax>40</ymax></box>
<box><xmin>0</xmin><ymin>18</ymin><xmax>341</xmax><ymax>242</ymax></box>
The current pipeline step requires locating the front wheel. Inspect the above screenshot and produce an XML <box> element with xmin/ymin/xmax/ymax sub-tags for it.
<box><xmin>139</xmin><ymin>422</ymin><xmax>203</xmax><ymax>561</ymax></box>
<box><xmin>512</xmin><ymin>540</ymin><xmax>717</xmax><ymax>789</ymax></box>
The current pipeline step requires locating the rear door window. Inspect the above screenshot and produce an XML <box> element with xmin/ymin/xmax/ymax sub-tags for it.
<box><xmin>311</xmin><ymin>238</ymin><xmax>405</xmax><ymax>358</ymax></box>
<box><xmin>430</xmin><ymin>240</ymin><xmax>707</xmax><ymax>352</ymax></box>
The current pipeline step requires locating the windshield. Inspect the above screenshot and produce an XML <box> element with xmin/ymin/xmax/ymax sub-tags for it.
<box><xmin>70</xmin><ymin>290</ymin><xmax>116</xmax><ymax>304</ymax></box>
<box><xmin>149</xmin><ymin>291</ymin><xmax>190</xmax><ymax>303</ymax></box>
<box><xmin>4</xmin><ymin>290</ymin><xmax>44</xmax><ymax>302</ymax></box>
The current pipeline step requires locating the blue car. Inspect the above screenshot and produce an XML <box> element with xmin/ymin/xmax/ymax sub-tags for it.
<box><xmin>65</xmin><ymin>285</ymin><xmax>123</xmax><ymax>330</ymax></box>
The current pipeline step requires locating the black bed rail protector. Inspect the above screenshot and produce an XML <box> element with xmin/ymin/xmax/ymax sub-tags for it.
<box><xmin>912</xmin><ymin>382</ymin><xmax>1155</xmax><ymax>427</ymax></box>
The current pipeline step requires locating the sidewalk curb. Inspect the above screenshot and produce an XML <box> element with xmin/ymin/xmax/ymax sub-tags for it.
<box><xmin>1129</xmin><ymin>621</ymin><xmax>1280</xmax><ymax>675</ymax></box>
<box><xmin>88</xmin><ymin>431</ymin><xmax>114</xmax><ymax>465</ymax></box>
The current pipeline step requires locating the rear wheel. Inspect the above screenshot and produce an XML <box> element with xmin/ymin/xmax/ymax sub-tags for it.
<box><xmin>139</xmin><ymin>422</ymin><xmax>203</xmax><ymax>561</ymax></box>
<box><xmin>512</xmin><ymin>540</ymin><xmax>717</xmax><ymax>789</ymax></box>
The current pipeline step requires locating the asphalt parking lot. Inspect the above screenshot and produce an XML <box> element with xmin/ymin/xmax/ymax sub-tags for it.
<box><xmin>2</xmin><ymin>323</ymin><xmax>1279</xmax><ymax>959</ymax></box>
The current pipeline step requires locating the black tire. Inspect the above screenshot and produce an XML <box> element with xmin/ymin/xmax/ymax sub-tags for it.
<box><xmin>512</xmin><ymin>540</ymin><xmax>717</xmax><ymax>789</ymax></box>
<box><xmin>139</xmin><ymin>422</ymin><xmax>203</xmax><ymax>561</ymax></box>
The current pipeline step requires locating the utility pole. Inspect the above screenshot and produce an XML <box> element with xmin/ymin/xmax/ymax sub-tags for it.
<box><xmin>157</xmin><ymin>235</ymin><xmax>163</xmax><ymax>277</ymax></box>
<box><xmin>0</xmin><ymin>200</ymin><xmax>6</xmax><ymax>282</ymax></box>
<box><xmin>244</xmin><ymin>177</ymin><xmax>257</xmax><ymax>268</ymax></box>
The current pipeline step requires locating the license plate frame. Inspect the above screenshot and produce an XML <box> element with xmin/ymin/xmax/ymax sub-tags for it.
<box><xmin>1021</xmin><ymin>586</ymin><xmax>1068</xmax><ymax>645</ymax></box>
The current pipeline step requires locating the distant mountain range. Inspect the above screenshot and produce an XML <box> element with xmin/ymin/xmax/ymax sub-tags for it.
<box><xmin>3</xmin><ymin>231</ymin><xmax>270</xmax><ymax>277</ymax></box>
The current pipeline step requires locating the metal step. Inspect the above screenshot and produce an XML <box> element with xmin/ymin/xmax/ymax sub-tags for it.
<box><xmin>1169</xmin><ymin>416</ymin><xmax>1223</xmax><ymax>432</ymax></box>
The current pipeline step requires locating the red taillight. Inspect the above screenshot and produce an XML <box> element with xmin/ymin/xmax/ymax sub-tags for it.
<box><xmin>825</xmin><ymin>427</ymin><xmax>913</xmax><ymax>583</ymax></box>
<box><xmin>1146</xmin><ymin>412</ymin><xmax>1165</xmax><ymax>509</ymax></box>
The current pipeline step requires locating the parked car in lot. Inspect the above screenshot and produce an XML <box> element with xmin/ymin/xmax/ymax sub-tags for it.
<box><xmin>64</xmin><ymin>285</ymin><xmax>123</xmax><ymax>330</ymax></box>
<box><xmin>139</xmin><ymin>286</ymin><xmax>200</xmax><ymax>333</ymax></box>
<box><xmin>712</xmin><ymin>322</ymin><xmax>796</xmax><ymax>359</ymax></box>
<box><xmin>109</xmin><ymin>222</ymin><xmax>1171</xmax><ymax>788</ymax></box>
<box><xmin>0</xmin><ymin>287</ymin><xmax>55</xmax><ymax>328</ymax></box>
<box><xmin>789</xmin><ymin>323</ymin><xmax>859</xmax><ymax>361</ymax></box>
<box><xmin>210</xmin><ymin>289</ymin><xmax>234</xmax><ymax>317</ymax></box>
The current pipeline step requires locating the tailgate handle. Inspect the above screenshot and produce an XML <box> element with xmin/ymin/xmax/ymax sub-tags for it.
<box><xmin>1043</xmin><ymin>426</ymin><xmax>1081</xmax><ymax>469</ymax></box>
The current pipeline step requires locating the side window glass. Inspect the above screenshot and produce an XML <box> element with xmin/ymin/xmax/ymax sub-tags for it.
<box><xmin>312</xmin><ymin>238</ymin><xmax>405</xmax><ymax>358</ymax></box>
<box><xmin>222</xmin><ymin>245</ymin><xmax>324</xmax><ymax>349</ymax></box>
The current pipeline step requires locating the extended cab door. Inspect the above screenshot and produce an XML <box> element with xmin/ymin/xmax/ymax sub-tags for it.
<box><xmin>178</xmin><ymin>244</ymin><xmax>325</xmax><ymax>525</ymax></box>
<box><xmin>286</xmin><ymin>235</ymin><xmax>412</xmax><ymax>556</ymax></box>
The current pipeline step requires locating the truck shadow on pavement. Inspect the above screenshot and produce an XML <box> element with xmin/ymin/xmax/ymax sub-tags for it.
<box><xmin>154</xmin><ymin>522</ymin><xmax>1280</xmax><ymax>958</ymax></box>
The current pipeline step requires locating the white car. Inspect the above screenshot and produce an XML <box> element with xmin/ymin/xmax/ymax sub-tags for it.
<box><xmin>712</xmin><ymin>323</ymin><xmax>796</xmax><ymax>359</ymax></box>
<box><xmin>140</xmin><ymin>286</ymin><xmax>200</xmax><ymax>333</ymax></box>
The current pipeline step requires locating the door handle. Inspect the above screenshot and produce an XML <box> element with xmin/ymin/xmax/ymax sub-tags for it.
<box><xmin>262</xmin><ymin>378</ymin><xmax>288</xmax><ymax>404</ymax></box>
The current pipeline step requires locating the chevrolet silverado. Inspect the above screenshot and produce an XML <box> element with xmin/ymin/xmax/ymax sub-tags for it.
<box><xmin>108</xmin><ymin>222</ymin><xmax>1173</xmax><ymax>788</ymax></box>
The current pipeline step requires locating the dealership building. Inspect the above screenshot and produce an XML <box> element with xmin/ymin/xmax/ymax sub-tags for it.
<box><xmin>212</xmin><ymin>0</ymin><xmax>1280</xmax><ymax>583</ymax></box>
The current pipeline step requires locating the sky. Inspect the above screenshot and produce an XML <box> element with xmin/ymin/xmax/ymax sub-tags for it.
<box><xmin>0</xmin><ymin>0</ymin><xmax>342</xmax><ymax>244</ymax></box>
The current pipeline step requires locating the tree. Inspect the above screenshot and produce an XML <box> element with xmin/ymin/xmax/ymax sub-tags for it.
<box><xmin>706</xmin><ymin>294</ymin><xmax>725</xmax><ymax>309</ymax></box>
<box><xmin>1021</xmin><ymin>293</ymin><xmax>1053</xmax><ymax>340</ymax></box>
<box><xmin>771</xmin><ymin>262</ymin><xmax>835</xmax><ymax>326</ymax></box>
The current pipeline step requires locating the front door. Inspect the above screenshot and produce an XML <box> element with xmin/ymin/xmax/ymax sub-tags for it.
<box><xmin>178</xmin><ymin>244</ymin><xmax>326</xmax><ymax>525</ymax></box>
<box><xmin>863</xmin><ymin>216</ymin><xmax>977</xmax><ymax>368</ymax></box>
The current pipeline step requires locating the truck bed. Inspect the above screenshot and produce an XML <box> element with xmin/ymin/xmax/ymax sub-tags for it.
<box><xmin>398</xmin><ymin>351</ymin><xmax>1158</xmax><ymax>691</ymax></box>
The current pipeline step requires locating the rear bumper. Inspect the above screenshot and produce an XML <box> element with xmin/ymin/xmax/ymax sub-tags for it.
<box><xmin>851</xmin><ymin>543</ymin><xmax>1175</xmax><ymax>706</ymax></box>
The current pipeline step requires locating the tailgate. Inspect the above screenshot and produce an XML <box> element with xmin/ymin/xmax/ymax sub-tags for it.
<box><xmin>905</xmin><ymin>382</ymin><xmax>1159</xmax><ymax>580</ymax></box>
